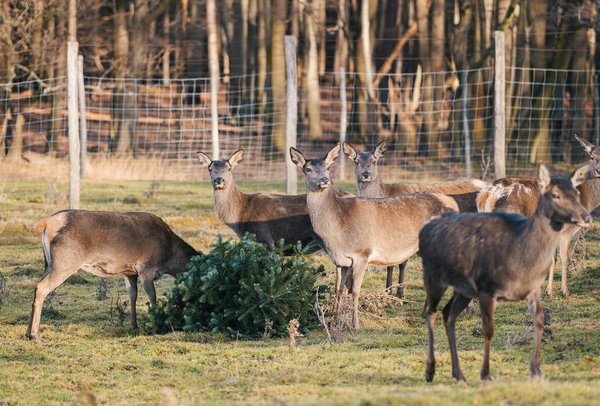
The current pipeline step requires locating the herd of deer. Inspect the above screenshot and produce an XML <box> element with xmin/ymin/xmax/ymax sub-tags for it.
<box><xmin>25</xmin><ymin>134</ymin><xmax>600</xmax><ymax>383</ymax></box>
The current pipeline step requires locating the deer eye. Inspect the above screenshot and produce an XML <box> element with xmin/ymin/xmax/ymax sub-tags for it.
<box><xmin>552</xmin><ymin>193</ymin><xmax>560</xmax><ymax>200</ymax></box>
<box><xmin>305</xmin><ymin>167</ymin><xmax>313</xmax><ymax>173</ymax></box>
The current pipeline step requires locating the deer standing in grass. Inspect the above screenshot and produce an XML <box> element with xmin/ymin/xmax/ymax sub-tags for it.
<box><xmin>197</xmin><ymin>149</ymin><xmax>350</xmax><ymax>294</ymax></box>
<box><xmin>27</xmin><ymin>210</ymin><xmax>200</xmax><ymax>340</ymax></box>
<box><xmin>343</xmin><ymin>140</ymin><xmax>487</xmax><ymax>297</ymax></box>
<box><xmin>290</xmin><ymin>143</ymin><xmax>459</xmax><ymax>329</ymax></box>
<box><xmin>420</xmin><ymin>164</ymin><xmax>592</xmax><ymax>382</ymax></box>
<box><xmin>477</xmin><ymin>134</ymin><xmax>600</xmax><ymax>296</ymax></box>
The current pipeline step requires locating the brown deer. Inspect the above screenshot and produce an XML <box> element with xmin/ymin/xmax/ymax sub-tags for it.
<box><xmin>27</xmin><ymin>210</ymin><xmax>200</xmax><ymax>340</ymax></box>
<box><xmin>197</xmin><ymin>149</ymin><xmax>350</xmax><ymax>295</ymax></box>
<box><xmin>476</xmin><ymin>134</ymin><xmax>600</xmax><ymax>296</ymax></box>
<box><xmin>342</xmin><ymin>140</ymin><xmax>487</xmax><ymax>297</ymax></box>
<box><xmin>290</xmin><ymin>143</ymin><xmax>459</xmax><ymax>329</ymax></box>
<box><xmin>420</xmin><ymin>164</ymin><xmax>591</xmax><ymax>382</ymax></box>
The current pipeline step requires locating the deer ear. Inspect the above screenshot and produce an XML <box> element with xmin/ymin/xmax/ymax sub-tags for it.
<box><xmin>289</xmin><ymin>147</ymin><xmax>306</xmax><ymax>167</ymax></box>
<box><xmin>325</xmin><ymin>143</ymin><xmax>341</xmax><ymax>167</ymax></box>
<box><xmin>228</xmin><ymin>149</ymin><xmax>245</xmax><ymax>169</ymax></box>
<box><xmin>374</xmin><ymin>140</ymin><xmax>387</xmax><ymax>159</ymax></box>
<box><xmin>342</xmin><ymin>142</ymin><xmax>357</xmax><ymax>160</ymax></box>
<box><xmin>574</xmin><ymin>134</ymin><xmax>595</xmax><ymax>157</ymax></box>
<box><xmin>537</xmin><ymin>164</ymin><xmax>551</xmax><ymax>192</ymax></box>
<box><xmin>197</xmin><ymin>151</ymin><xmax>212</xmax><ymax>167</ymax></box>
<box><xmin>571</xmin><ymin>163</ymin><xmax>591</xmax><ymax>188</ymax></box>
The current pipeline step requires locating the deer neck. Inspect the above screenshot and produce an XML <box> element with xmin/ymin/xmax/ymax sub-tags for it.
<box><xmin>306</xmin><ymin>186</ymin><xmax>343</xmax><ymax>238</ymax></box>
<box><xmin>213</xmin><ymin>182</ymin><xmax>249</xmax><ymax>225</ymax></box>
<box><xmin>579</xmin><ymin>177</ymin><xmax>600</xmax><ymax>211</ymax></box>
<box><xmin>522</xmin><ymin>203</ymin><xmax>567</xmax><ymax>266</ymax></box>
<box><xmin>358</xmin><ymin>175</ymin><xmax>385</xmax><ymax>198</ymax></box>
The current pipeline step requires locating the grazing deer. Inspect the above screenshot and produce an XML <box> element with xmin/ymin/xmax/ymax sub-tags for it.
<box><xmin>342</xmin><ymin>140</ymin><xmax>487</xmax><ymax>297</ymax></box>
<box><xmin>27</xmin><ymin>210</ymin><xmax>200</xmax><ymax>340</ymax></box>
<box><xmin>476</xmin><ymin>134</ymin><xmax>600</xmax><ymax>296</ymax></box>
<box><xmin>420</xmin><ymin>164</ymin><xmax>592</xmax><ymax>382</ymax></box>
<box><xmin>197</xmin><ymin>149</ymin><xmax>350</xmax><ymax>295</ymax></box>
<box><xmin>290</xmin><ymin>143</ymin><xmax>459</xmax><ymax>329</ymax></box>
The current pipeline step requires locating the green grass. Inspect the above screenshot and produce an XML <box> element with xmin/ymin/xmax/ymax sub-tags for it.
<box><xmin>2</xmin><ymin>180</ymin><xmax>600</xmax><ymax>404</ymax></box>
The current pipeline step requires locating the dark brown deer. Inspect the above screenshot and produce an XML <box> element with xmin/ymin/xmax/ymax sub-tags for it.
<box><xmin>342</xmin><ymin>140</ymin><xmax>487</xmax><ymax>297</ymax></box>
<box><xmin>476</xmin><ymin>134</ymin><xmax>600</xmax><ymax>296</ymax></box>
<box><xmin>420</xmin><ymin>164</ymin><xmax>592</xmax><ymax>382</ymax></box>
<box><xmin>197</xmin><ymin>149</ymin><xmax>351</xmax><ymax>295</ymax></box>
<box><xmin>27</xmin><ymin>210</ymin><xmax>200</xmax><ymax>340</ymax></box>
<box><xmin>290</xmin><ymin>143</ymin><xmax>459</xmax><ymax>329</ymax></box>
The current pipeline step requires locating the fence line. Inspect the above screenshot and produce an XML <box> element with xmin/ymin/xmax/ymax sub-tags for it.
<box><xmin>1</xmin><ymin>41</ymin><xmax>598</xmax><ymax>191</ymax></box>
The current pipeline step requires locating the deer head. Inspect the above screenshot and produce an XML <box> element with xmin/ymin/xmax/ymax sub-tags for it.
<box><xmin>574</xmin><ymin>134</ymin><xmax>600</xmax><ymax>177</ymax></box>
<box><xmin>197</xmin><ymin>149</ymin><xmax>245</xmax><ymax>190</ymax></box>
<box><xmin>342</xmin><ymin>140</ymin><xmax>387</xmax><ymax>185</ymax></box>
<box><xmin>538</xmin><ymin>163</ymin><xmax>592</xmax><ymax>228</ymax></box>
<box><xmin>290</xmin><ymin>143</ymin><xmax>340</xmax><ymax>193</ymax></box>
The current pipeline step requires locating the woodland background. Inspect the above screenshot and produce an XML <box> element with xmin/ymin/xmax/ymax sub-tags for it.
<box><xmin>0</xmin><ymin>0</ymin><xmax>599</xmax><ymax>181</ymax></box>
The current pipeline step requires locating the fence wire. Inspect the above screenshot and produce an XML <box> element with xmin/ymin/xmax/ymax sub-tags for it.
<box><xmin>0</xmin><ymin>66</ymin><xmax>598</xmax><ymax>190</ymax></box>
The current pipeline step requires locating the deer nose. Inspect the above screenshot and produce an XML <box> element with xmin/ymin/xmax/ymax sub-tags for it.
<box><xmin>213</xmin><ymin>177</ymin><xmax>225</xmax><ymax>189</ymax></box>
<box><xmin>318</xmin><ymin>177</ymin><xmax>330</xmax><ymax>189</ymax></box>
<box><xmin>360</xmin><ymin>171</ymin><xmax>371</xmax><ymax>181</ymax></box>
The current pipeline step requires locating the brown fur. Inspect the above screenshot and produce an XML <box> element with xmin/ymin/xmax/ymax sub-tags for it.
<box><xmin>26</xmin><ymin>210</ymin><xmax>200</xmax><ymax>340</ymax></box>
<box><xmin>476</xmin><ymin>163</ymin><xmax>597</xmax><ymax>296</ymax></box>
<box><xmin>421</xmin><ymin>166</ymin><xmax>591</xmax><ymax>382</ymax></box>
<box><xmin>291</xmin><ymin>143</ymin><xmax>459</xmax><ymax>329</ymax></box>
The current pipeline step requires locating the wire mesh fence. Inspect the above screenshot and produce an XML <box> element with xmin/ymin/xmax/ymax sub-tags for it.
<box><xmin>0</xmin><ymin>65</ymin><xmax>598</xmax><ymax>188</ymax></box>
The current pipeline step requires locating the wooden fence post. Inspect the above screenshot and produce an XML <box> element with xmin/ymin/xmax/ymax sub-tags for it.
<box><xmin>78</xmin><ymin>55</ymin><xmax>87</xmax><ymax>178</ymax></box>
<box><xmin>67</xmin><ymin>40</ymin><xmax>80</xmax><ymax>209</ymax></box>
<box><xmin>284</xmin><ymin>35</ymin><xmax>298</xmax><ymax>195</ymax></box>
<box><xmin>494</xmin><ymin>30</ymin><xmax>506</xmax><ymax>179</ymax></box>
<box><xmin>462</xmin><ymin>70</ymin><xmax>472</xmax><ymax>178</ymax></box>
<box><xmin>339</xmin><ymin>67</ymin><xmax>347</xmax><ymax>181</ymax></box>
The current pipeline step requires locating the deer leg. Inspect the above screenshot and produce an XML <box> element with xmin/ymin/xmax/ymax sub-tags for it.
<box><xmin>442</xmin><ymin>291</ymin><xmax>472</xmax><ymax>382</ymax></box>
<box><xmin>478</xmin><ymin>293</ymin><xmax>497</xmax><ymax>381</ymax></box>
<box><xmin>559</xmin><ymin>228</ymin><xmax>578</xmax><ymax>297</ymax></box>
<box><xmin>423</xmin><ymin>284</ymin><xmax>445</xmax><ymax>383</ymax></box>
<box><xmin>396</xmin><ymin>261</ymin><xmax>407</xmax><ymax>298</ymax></box>
<box><xmin>140</xmin><ymin>275</ymin><xmax>158</xmax><ymax>307</ymax></box>
<box><xmin>350</xmin><ymin>259</ymin><xmax>368</xmax><ymax>331</ymax></box>
<box><xmin>26</xmin><ymin>263</ymin><xmax>78</xmax><ymax>340</ymax></box>
<box><xmin>528</xmin><ymin>289</ymin><xmax>544</xmax><ymax>378</ymax></box>
<box><xmin>124</xmin><ymin>275</ymin><xmax>139</xmax><ymax>330</ymax></box>
<box><xmin>385</xmin><ymin>266</ymin><xmax>394</xmax><ymax>294</ymax></box>
<box><xmin>546</xmin><ymin>252</ymin><xmax>557</xmax><ymax>297</ymax></box>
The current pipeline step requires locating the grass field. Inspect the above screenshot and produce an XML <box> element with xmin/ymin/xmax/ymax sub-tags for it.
<box><xmin>1</xmin><ymin>179</ymin><xmax>600</xmax><ymax>405</ymax></box>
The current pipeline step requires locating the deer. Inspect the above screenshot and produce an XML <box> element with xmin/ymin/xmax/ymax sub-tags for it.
<box><xmin>342</xmin><ymin>140</ymin><xmax>487</xmax><ymax>298</ymax></box>
<box><xmin>196</xmin><ymin>149</ymin><xmax>351</xmax><ymax>295</ymax></box>
<box><xmin>420</xmin><ymin>163</ymin><xmax>592</xmax><ymax>382</ymax></box>
<box><xmin>290</xmin><ymin>143</ymin><xmax>459</xmax><ymax>329</ymax></box>
<box><xmin>476</xmin><ymin>134</ymin><xmax>600</xmax><ymax>297</ymax></box>
<box><xmin>26</xmin><ymin>210</ymin><xmax>200</xmax><ymax>340</ymax></box>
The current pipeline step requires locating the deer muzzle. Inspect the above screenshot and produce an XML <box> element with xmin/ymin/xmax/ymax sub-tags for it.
<box><xmin>360</xmin><ymin>171</ymin><xmax>372</xmax><ymax>182</ymax></box>
<box><xmin>212</xmin><ymin>178</ymin><xmax>225</xmax><ymax>190</ymax></box>
<box><xmin>574</xmin><ymin>212</ymin><xmax>593</xmax><ymax>228</ymax></box>
<box><xmin>318</xmin><ymin>177</ymin><xmax>331</xmax><ymax>190</ymax></box>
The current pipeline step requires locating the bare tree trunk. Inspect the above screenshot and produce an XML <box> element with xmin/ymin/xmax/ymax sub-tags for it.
<box><xmin>110</xmin><ymin>0</ymin><xmax>133</xmax><ymax>156</ymax></box>
<box><xmin>256</xmin><ymin>0</ymin><xmax>268</xmax><ymax>118</ymax></box>
<box><xmin>48</xmin><ymin>5</ymin><xmax>66</xmax><ymax>156</ymax></box>
<box><xmin>416</xmin><ymin>0</ymin><xmax>432</xmax><ymax>154</ymax></box>
<box><xmin>31</xmin><ymin>0</ymin><xmax>45</xmax><ymax>77</ymax></box>
<box><xmin>304</xmin><ymin>0</ymin><xmax>323</xmax><ymax>140</ymax></box>
<box><xmin>521</xmin><ymin>17</ymin><xmax>577</xmax><ymax>163</ymax></box>
<box><xmin>333</xmin><ymin>0</ymin><xmax>348</xmax><ymax>83</ymax></box>
<box><xmin>270</xmin><ymin>0</ymin><xmax>287</xmax><ymax>152</ymax></box>
<box><xmin>569</xmin><ymin>27</ymin><xmax>593</xmax><ymax>161</ymax></box>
